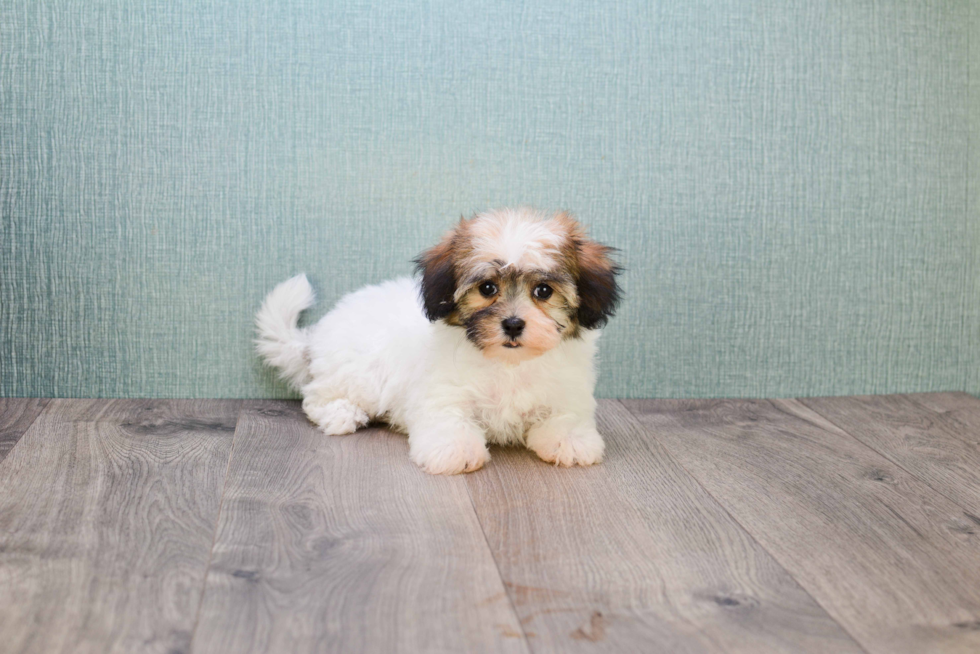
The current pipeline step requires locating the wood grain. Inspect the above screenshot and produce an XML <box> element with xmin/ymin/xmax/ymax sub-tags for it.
<box><xmin>464</xmin><ymin>400</ymin><xmax>862</xmax><ymax>653</ymax></box>
<box><xmin>0</xmin><ymin>398</ymin><xmax>240</xmax><ymax>654</ymax></box>
<box><xmin>799</xmin><ymin>394</ymin><xmax>980</xmax><ymax>518</ymax></box>
<box><xmin>907</xmin><ymin>392</ymin><xmax>980</xmax><ymax>445</ymax></box>
<box><xmin>622</xmin><ymin>396</ymin><xmax>980</xmax><ymax>654</ymax></box>
<box><xmin>0</xmin><ymin>398</ymin><xmax>49</xmax><ymax>462</ymax></box>
<box><xmin>192</xmin><ymin>401</ymin><xmax>528</xmax><ymax>654</ymax></box>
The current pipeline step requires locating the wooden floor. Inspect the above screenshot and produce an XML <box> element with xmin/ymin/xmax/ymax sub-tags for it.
<box><xmin>0</xmin><ymin>395</ymin><xmax>979</xmax><ymax>653</ymax></box>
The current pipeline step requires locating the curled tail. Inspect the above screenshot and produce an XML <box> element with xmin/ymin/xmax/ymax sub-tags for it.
<box><xmin>255</xmin><ymin>273</ymin><xmax>315</xmax><ymax>391</ymax></box>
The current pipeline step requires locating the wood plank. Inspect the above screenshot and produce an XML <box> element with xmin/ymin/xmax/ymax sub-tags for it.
<box><xmin>907</xmin><ymin>392</ymin><xmax>980</xmax><ymax>445</ymax></box>
<box><xmin>0</xmin><ymin>398</ymin><xmax>49</xmax><ymax>462</ymax></box>
<box><xmin>464</xmin><ymin>400</ymin><xmax>863</xmax><ymax>653</ymax></box>
<box><xmin>0</xmin><ymin>399</ymin><xmax>240</xmax><ymax>654</ymax></box>
<box><xmin>192</xmin><ymin>401</ymin><xmax>528</xmax><ymax>654</ymax></box>
<box><xmin>799</xmin><ymin>394</ymin><xmax>980</xmax><ymax>518</ymax></box>
<box><xmin>623</xmin><ymin>397</ymin><xmax>980</xmax><ymax>654</ymax></box>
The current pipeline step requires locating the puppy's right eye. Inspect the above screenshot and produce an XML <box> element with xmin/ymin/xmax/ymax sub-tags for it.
<box><xmin>478</xmin><ymin>281</ymin><xmax>498</xmax><ymax>298</ymax></box>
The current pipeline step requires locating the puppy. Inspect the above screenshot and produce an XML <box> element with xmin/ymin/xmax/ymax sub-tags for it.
<box><xmin>255</xmin><ymin>208</ymin><xmax>621</xmax><ymax>475</ymax></box>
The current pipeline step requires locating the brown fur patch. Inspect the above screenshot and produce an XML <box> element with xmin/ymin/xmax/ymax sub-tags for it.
<box><xmin>574</xmin><ymin>238</ymin><xmax>621</xmax><ymax>329</ymax></box>
<box><xmin>415</xmin><ymin>219</ymin><xmax>468</xmax><ymax>321</ymax></box>
<box><xmin>550</xmin><ymin>211</ymin><xmax>621</xmax><ymax>330</ymax></box>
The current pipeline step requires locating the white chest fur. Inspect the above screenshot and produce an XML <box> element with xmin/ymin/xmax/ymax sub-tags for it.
<box><xmin>426</xmin><ymin>327</ymin><xmax>597</xmax><ymax>446</ymax></box>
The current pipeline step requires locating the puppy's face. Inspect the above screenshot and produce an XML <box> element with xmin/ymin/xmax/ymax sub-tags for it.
<box><xmin>416</xmin><ymin>209</ymin><xmax>621</xmax><ymax>364</ymax></box>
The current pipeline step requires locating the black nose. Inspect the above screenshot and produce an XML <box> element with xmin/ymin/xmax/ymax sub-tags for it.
<box><xmin>501</xmin><ymin>317</ymin><xmax>525</xmax><ymax>338</ymax></box>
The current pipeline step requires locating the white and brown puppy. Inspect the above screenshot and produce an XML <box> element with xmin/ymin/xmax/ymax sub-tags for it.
<box><xmin>256</xmin><ymin>208</ymin><xmax>621</xmax><ymax>474</ymax></box>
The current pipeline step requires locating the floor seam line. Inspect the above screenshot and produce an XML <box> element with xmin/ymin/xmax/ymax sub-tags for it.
<box><xmin>903</xmin><ymin>393</ymin><xmax>980</xmax><ymax>448</ymax></box>
<box><xmin>187</xmin><ymin>399</ymin><xmax>246</xmax><ymax>652</ymax></box>
<box><xmin>462</xmin><ymin>474</ymin><xmax>535</xmax><ymax>653</ymax></box>
<box><xmin>796</xmin><ymin>396</ymin><xmax>980</xmax><ymax>521</ymax></box>
<box><xmin>0</xmin><ymin>398</ymin><xmax>52</xmax><ymax>466</ymax></box>
<box><xmin>616</xmin><ymin>399</ymin><xmax>873</xmax><ymax>654</ymax></box>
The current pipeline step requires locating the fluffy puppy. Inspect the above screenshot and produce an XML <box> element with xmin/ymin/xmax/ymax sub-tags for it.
<box><xmin>256</xmin><ymin>208</ymin><xmax>621</xmax><ymax>475</ymax></box>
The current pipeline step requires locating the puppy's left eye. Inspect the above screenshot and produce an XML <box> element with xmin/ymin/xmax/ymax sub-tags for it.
<box><xmin>478</xmin><ymin>281</ymin><xmax>498</xmax><ymax>298</ymax></box>
<box><xmin>533</xmin><ymin>283</ymin><xmax>553</xmax><ymax>300</ymax></box>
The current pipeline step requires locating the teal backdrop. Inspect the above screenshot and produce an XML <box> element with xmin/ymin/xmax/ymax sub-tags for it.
<box><xmin>1</xmin><ymin>0</ymin><xmax>978</xmax><ymax>399</ymax></box>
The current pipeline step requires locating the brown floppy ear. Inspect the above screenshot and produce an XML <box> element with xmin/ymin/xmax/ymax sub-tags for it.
<box><xmin>575</xmin><ymin>239</ymin><xmax>622</xmax><ymax>329</ymax></box>
<box><xmin>414</xmin><ymin>231</ymin><xmax>459</xmax><ymax>321</ymax></box>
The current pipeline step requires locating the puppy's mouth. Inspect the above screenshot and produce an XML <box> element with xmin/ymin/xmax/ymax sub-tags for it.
<box><xmin>502</xmin><ymin>341</ymin><xmax>522</xmax><ymax>349</ymax></box>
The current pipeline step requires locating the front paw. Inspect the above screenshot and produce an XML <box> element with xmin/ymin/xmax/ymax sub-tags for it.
<box><xmin>409</xmin><ymin>428</ymin><xmax>490</xmax><ymax>475</ymax></box>
<box><xmin>527</xmin><ymin>422</ymin><xmax>605</xmax><ymax>467</ymax></box>
<box><xmin>302</xmin><ymin>397</ymin><xmax>369</xmax><ymax>436</ymax></box>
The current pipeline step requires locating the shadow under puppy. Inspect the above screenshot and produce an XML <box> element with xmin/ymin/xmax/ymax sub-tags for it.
<box><xmin>256</xmin><ymin>208</ymin><xmax>621</xmax><ymax>474</ymax></box>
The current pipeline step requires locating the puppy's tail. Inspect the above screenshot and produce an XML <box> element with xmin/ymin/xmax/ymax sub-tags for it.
<box><xmin>255</xmin><ymin>273</ymin><xmax>315</xmax><ymax>391</ymax></box>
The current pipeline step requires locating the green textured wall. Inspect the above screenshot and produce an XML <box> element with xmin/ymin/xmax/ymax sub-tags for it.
<box><xmin>1</xmin><ymin>0</ymin><xmax>977</xmax><ymax>399</ymax></box>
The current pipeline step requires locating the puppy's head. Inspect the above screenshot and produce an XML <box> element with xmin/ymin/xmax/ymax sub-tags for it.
<box><xmin>415</xmin><ymin>208</ymin><xmax>621</xmax><ymax>364</ymax></box>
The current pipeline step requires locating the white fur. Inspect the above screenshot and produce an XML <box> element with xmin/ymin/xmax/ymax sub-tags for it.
<box><xmin>256</xmin><ymin>277</ymin><xmax>605</xmax><ymax>475</ymax></box>
<box><xmin>254</xmin><ymin>274</ymin><xmax>315</xmax><ymax>390</ymax></box>
<box><xmin>467</xmin><ymin>207</ymin><xmax>566</xmax><ymax>269</ymax></box>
